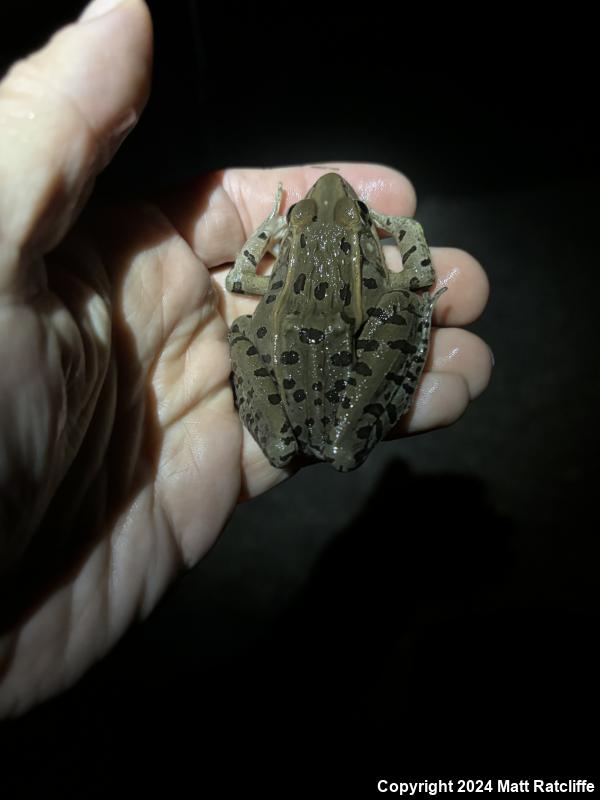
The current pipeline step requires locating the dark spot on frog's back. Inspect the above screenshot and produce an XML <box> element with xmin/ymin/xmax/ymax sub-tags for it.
<box><xmin>315</xmin><ymin>282</ymin><xmax>329</xmax><ymax>301</ymax></box>
<box><xmin>340</xmin><ymin>239</ymin><xmax>351</xmax><ymax>255</ymax></box>
<box><xmin>340</xmin><ymin>284</ymin><xmax>351</xmax><ymax>305</ymax></box>
<box><xmin>363</xmin><ymin>277</ymin><xmax>378</xmax><ymax>290</ymax></box>
<box><xmin>294</xmin><ymin>274</ymin><xmax>306</xmax><ymax>294</ymax></box>
<box><xmin>281</xmin><ymin>350</ymin><xmax>300</xmax><ymax>365</ymax></box>
<box><xmin>243</xmin><ymin>250</ymin><xmax>257</xmax><ymax>266</ymax></box>
<box><xmin>331</xmin><ymin>351</ymin><xmax>352</xmax><ymax>367</ymax></box>
<box><xmin>300</xmin><ymin>233</ymin><xmax>306</xmax><ymax>248</ymax></box>
<box><xmin>299</xmin><ymin>327</ymin><xmax>325</xmax><ymax>344</ymax></box>
<box><xmin>268</xmin><ymin>393</ymin><xmax>282</xmax><ymax>405</ymax></box>
<box><xmin>256</xmin><ymin>326</ymin><xmax>267</xmax><ymax>338</ymax></box>
<box><xmin>283</xmin><ymin>378</ymin><xmax>296</xmax><ymax>389</ymax></box>
<box><xmin>293</xmin><ymin>389</ymin><xmax>307</xmax><ymax>402</ymax></box>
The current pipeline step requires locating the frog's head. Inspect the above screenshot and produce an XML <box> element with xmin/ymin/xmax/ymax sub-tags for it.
<box><xmin>289</xmin><ymin>173</ymin><xmax>369</xmax><ymax>229</ymax></box>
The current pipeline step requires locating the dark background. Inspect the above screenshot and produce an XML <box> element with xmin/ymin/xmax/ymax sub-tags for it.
<box><xmin>1</xmin><ymin>0</ymin><xmax>598</xmax><ymax>793</ymax></box>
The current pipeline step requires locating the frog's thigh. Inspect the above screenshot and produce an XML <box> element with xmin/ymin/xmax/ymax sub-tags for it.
<box><xmin>331</xmin><ymin>291</ymin><xmax>433</xmax><ymax>470</ymax></box>
<box><xmin>229</xmin><ymin>315</ymin><xmax>298</xmax><ymax>467</ymax></box>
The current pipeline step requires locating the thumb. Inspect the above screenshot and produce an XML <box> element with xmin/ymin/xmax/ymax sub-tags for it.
<box><xmin>0</xmin><ymin>0</ymin><xmax>152</xmax><ymax>292</ymax></box>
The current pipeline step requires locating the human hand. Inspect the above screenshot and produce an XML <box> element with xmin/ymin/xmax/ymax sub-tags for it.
<box><xmin>0</xmin><ymin>0</ymin><xmax>491</xmax><ymax>716</ymax></box>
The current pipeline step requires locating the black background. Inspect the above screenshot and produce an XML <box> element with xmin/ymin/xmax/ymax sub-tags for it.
<box><xmin>1</xmin><ymin>0</ymin><xmax>598</xmax><ymax>794</ymax></box>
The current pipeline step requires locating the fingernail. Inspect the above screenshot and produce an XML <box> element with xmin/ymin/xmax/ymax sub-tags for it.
<box><xmin>488</xmin><ymin>345</ymin><xmax>495</xmax><ymax>367</ymax></box>
<box><xmin>79</xmin><ymin>0</ymin><xmax>128</xmax><ymax>22</ymax></box>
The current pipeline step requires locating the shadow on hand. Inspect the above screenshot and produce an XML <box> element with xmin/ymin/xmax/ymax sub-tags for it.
<box><xmin>0</xmin><ymin>201</ymin><xmax>172</xmax><ymax>639</ymax></box>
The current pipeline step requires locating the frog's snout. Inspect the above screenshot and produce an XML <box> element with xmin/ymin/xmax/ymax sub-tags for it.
<box><xmin>306</xmin><ymin>173</ymin><xmax>357</xmax><ymax>222</ymax></box>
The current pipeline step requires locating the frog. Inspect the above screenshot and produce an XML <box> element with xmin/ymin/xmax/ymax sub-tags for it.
<box><xmin>225</xmin><ymin>172</ymin><xmax>445</xmax><ymax>472</ymax></box>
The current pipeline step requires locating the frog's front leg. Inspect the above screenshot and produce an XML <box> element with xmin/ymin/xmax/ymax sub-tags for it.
<box><xmin>370</xmin><ymin>210</ymin><xmax>437</xmax><ymax>292</ymax></box>
<box><xmin>226</xmin><ymin>183</ymin><xmax>287</xmax><ymax>296</ymax></box>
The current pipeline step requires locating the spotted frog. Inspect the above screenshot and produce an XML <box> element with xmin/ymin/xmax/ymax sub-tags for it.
<box><xmin>226</xmin><ymin>173</ymin><xmax>445</xmax><ymax>471</ymax></box>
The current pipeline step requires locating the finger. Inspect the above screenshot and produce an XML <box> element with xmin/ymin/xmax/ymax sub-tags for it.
<box><xmin>396</xmin><ymin>328</ymin><xmax>493</xmax><ymax>435</ymax></box>
<box><xmin>428</xmin><ymin>327</ymin><xmax>493</xmax><ymax>400</ymax></box>
<box><xmin>402</xmin><ymin>371</ymin><xmax>471</xmax><ymax>434</ymax></box>
<box><xmin>430</xmin><ymin>247</ymin><xmax>489</xmax><ymax>326</ymax></box>
<box><xmin>0</xmin><ymin>0</ymin><xmax>152</xmax><ymax>291</ymax></box>
<box><xmin>160</xmin><ymin>163</ymin><xmax>417</xmax><ymax>269</ymax></box>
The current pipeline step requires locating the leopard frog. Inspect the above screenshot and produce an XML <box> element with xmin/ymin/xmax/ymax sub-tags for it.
<box><xmin>226</xmin><ymin>173</ymin><xmax>445</xmax><ymax>471</ymax></box>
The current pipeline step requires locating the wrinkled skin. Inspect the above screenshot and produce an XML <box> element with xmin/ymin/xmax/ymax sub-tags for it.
<box><xmin>0</xmin><ymin>0</ymin><xmax>492</xmax><ymax>716</ymax></box>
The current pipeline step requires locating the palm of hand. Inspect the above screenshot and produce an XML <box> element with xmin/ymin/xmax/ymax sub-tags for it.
<box><xmin>0</xmin><ymin>2</ymin><xmax>490</xmax><ymax>716</ymax></box>
<box><xmin>0</xmin><ymin>170</ymin><xmax>292</xmax><ymax>715</ymax></box>
<box><xmin>1</xmin><ymin>165</ymin><xmax>490</xmax><ymax>715</ymax></box>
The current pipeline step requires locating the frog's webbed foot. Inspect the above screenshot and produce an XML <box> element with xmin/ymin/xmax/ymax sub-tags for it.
<box><xmin>370</xmin><ymin>210</ymin><xmax>436</xmax><ymax>292</ymax></box>
<box><xmin>226</xmin><ymin>183</ymin><xmax>287</xmax><ymax>296</ymax></box>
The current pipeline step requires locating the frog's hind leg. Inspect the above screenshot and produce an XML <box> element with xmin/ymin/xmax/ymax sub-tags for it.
<box><xmin>324</xmin><ymin>287</ymin><xmax>442</xmax><ymax>472</ymax></box>
<box><xmin>229</xmin><ymin>314</ymin><xmax>298</xmax><ymax>468</ymax></box>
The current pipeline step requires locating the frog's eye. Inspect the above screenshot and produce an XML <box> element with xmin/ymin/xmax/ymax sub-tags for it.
<box><xmin>334</xmin><ymin>198</ymin><xmax>361</xmax><ymax>228</ymax></box>
<box><xmin>358</xmin><ymin>200</ymin><xmax>370</xmax><ymax>220</ymax></box>
<box><xmin>288</xmin><ymin>199</ymin><xmax>317</xmax><ymax>225</ymax></box>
